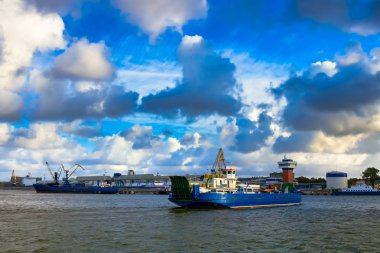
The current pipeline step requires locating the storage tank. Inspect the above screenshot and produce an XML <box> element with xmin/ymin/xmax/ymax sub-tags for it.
<box><xmin>326</xmin><ymin>171</ymin><xmax>348</xmax><ymax>189</ymax></box>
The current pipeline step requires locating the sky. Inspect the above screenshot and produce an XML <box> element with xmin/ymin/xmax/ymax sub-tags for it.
<box><xmin>1</xmin><ymin>0</ymin><xmax>380</xmax><ymax>180</ymax></box>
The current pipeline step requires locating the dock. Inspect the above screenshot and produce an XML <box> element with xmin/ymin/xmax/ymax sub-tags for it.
<box><xmin>117</xmin><ymin>186</ymin><xmax>170</xmax><ymax>195</ymax></box>
<box><xmin>300</xmin><ymin>189</ymin><xmax>332</xmax><ymax>195</ymax></box>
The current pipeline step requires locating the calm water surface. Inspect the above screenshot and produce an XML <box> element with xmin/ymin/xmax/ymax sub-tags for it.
<box><xmin>1</xmin><ymin>190</ymin><xmax>380</xmax><ymax>253</ymax></box>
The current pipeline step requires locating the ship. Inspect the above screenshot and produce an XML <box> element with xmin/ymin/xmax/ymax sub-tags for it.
<box><xmin>169</xmin><ymin>149</ymin><xmax>302</xmax><ymax>208</ymax></box>
<box><xmin>333</xmin><ymin>181</ymin><xmax>380</xmax><ymax>196</ymax></box>
<box><xmin>33</xmin><ymin>162</ymin><xmax>119</xmax><ymax>194</ymax></box>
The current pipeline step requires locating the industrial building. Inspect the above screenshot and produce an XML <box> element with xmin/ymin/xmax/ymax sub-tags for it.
<box><xmin>75</xmin><ymin>170</ymin><xmax>170</xmax><ymax>187</ymax></box>
<box><xmin>9</xmin><ymin>170</ymin><xmax>41</xmax><ymax>186</ymax></box>
<box><xmin>75</xmin><ymin>176</ymin><xmax>113</xmax><ymax>186</ymax></box>
<box><xmin>326</xmin><ymin>171</ymin><xmax>348</xmax><ymax>189</ymax></box>
<box><xmin>113</xmin><ymin>173</ymin><xmax>170</xmax><ymax>187</ymax></box>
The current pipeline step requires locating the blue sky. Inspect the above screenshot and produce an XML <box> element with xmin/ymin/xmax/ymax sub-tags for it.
<box><xmin>1</xmin><ymin>0</ymin><xmax>380</xmax><ymax>180</ymax></box>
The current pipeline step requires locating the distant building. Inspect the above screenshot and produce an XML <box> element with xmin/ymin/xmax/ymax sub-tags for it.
<box><xmin>113</xmin><ymin>174</ymin><xmax>170</xmax><ymax>187</ymax></box>
<box><xmin>76</xmin><ymin>176</ymin><xmax>113</xmax><ymax>186</ymax></box>
<box><xmin>10</xmin><ymin>171</ymin><xmax>41</xmax><ymax>186</ymax></box>
<box><xmin>269</xmin><ymin>172</ymin><xmax>283</xmax><ymax>179</ymax></box>
<box><xmin>21</xmin><ymin>173</ymin><xmax>42</xmax><ymax>186</ymax></box>
<box><xmin>326</xmin><ymin>171</ymin><xmax>348</xmax><ymax>189</ymax></box>
<box><xmin>238</xmin><ymin>177</ymin><xmax>266</xmax><ymax>185</ymax></box>
<box><xmin>278</xmin><ymin>156</ymin><xmax>297</xmax><ymax>183</ymax></box>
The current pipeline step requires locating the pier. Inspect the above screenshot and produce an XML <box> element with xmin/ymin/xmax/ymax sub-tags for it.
<box><xmin>300</xmin><ymin>189</ymin><xmax>332</xmax><ymax>195</ymax></box>
<box><xmin>117</xmin><ymin>187</ymin><xmax>170</xmax><ymax>195</ymax></box>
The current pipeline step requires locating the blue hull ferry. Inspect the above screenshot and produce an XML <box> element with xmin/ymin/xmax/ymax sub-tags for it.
<box><xmin>333</xmin><ymin>183</ymin><xmax>380</xmax><ymax>196</ymax></box>
<box><xmin>169</xmin><ymin>176</ymin><xmax>301</xmax><ymax>208</ymax></box>
<box><xmin>169</xmin><ymin>149</ymin><xmax>301</xmax><ymax>209</ymax></box>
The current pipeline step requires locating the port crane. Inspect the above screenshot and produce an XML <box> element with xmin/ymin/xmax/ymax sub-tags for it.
<box><xmin>211</xmin><ymin>148</ymin><xmax>227</xmax><ymax>175</ymax></box>
<box><xmin>61</xmin><ymin>164</ymin><xmax>85</xmax><ymax>184</ymax></box>
<box><xmin>45</xmin><ymin>162</ymin><xmax>64</xmax><ymax>184</ymax></box>
<box><xmin>44</xmin><ymin>162</ymin><xmax>84</xmax><ymax>184</ymax></box>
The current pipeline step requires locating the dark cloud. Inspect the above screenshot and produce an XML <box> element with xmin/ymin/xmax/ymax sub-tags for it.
<box><xmin>232</xmin><ymin>112</ymin><xmax>273</xmax><ymax>153</ymax></box>
<box><xmin>273</xmin><ymin>132</ymin><xmax>314</xmax><ymax>153</ymax></box>
<box><xmin>153</xmin><ymin>146</ymin><xmax>208</xmax><ymax>167</ymax></box>
<box><xmin>0</xmin><ymin>91</ymin><xmax>23</xmax><ymax>122</ymax></box>
<box><xmin>120</xmin><ymin>125</ymin><xmax>159</xmax><ymax>150</ymax></box>
<box><xmin>272</xmin><ymin>55</ymin><xmax>380</xmax><ymax>136</ymax></box>
<box><xmin>180</xmin><ymin>132</ymin><xmax>199</xmax><ymax>146</ymax></box>
<box><xmin>33</xmin><ymin>78</ymin><xmax>138</xmax><ymax>121</ymax></box>
<box><xmin>296</xmin><ymin>0</ymin><xmax>380</xmax><ymax>35</ymax></box>
<box><xmin>353</xmin><ymin>133</ymin><xmax>380</xmax><ymax>154</ymax></box>
<box><xmin>141</xmin><ymin>38</ymin><xmax>242</xmax><ymax>119</ymax></box>
<box><xmin>103</xmin><ymin>86</ymin><xmax>139</xmax><ymax>117</ymax></box>
<box><xmin>61</xmin><ymin>123</ymin><xmax>101</xmax><ymax>138</ymax></box>
<box><xmin>26</xmin><ymin>0</ymin><xmax>83</xmax><ymax>16</ymax></box>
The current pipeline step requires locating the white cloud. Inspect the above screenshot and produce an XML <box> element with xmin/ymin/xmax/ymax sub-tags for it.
<box><xmin>103</xmin><ymin>135</ymin><xmax>149</xmax><ymax>165</ymax></box>
<box><xmin>225</xmin><ymin>51</ymin><xmax>289</xmax><ymax>106</ymax></box>
<box><xmin>166</xmin><ymin>137</ymin><xmax>181</xmax><ymax>152</ymax></box>
<box><xmin>0</xmin><ymin>90</ymin><xmax>23</xmax><ymax>120</ymax></box>
<box><xmin>0</xmin><ymin>124</ymin><xmax>11</xmax><ymax>145</ymax></box>
<box><xmin>181</xmin><ymin>35</ymin><xmax>203</xmax><ymax>46</ymax></box>
<box><xmin>115</xmin><ymin>60</ymin><xmax>181</xmax><ymax>99</ymax></box>
<box><xmin>14</xmin><ymin>123</ymin><xmax>72</xmax><ymax>150</ymax></box>
<box><xmin>309</xmin><ymin>132</ymin><xmax>363</xmax><ymax>154</ymax></box>
<box><xmin>52</xmin><ymin>38</ymin><xmax>114</xmax><ymax>81</ymax></box>
<box><xmin>335</xmin><ymin>43</ymin><xmax>367</xmax><ymax>67</ymax></box>
<box><xmin>114</xmin><ymin>0</ymin><xmax>207</xmax><ymax>41</ymax></box>
<box><xmin>309</xmin><ymin>61</ymin><xmax>337</xmax><ymax>77</ymax></box>
<box><xmin>0</xmin><ymin>0</ymin><xmax>65</xmax><ymax>119</ymax></box>
<box><xmin>219</xmin><ymin>118</ymin><xmax>238</xmax><ymax>148</ymax></box>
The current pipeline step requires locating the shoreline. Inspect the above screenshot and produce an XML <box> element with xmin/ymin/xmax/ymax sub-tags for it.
<box><xmin>0</xmin><ymin>186</ymin><xmax>34</xmax><ymax>191</ymax></box>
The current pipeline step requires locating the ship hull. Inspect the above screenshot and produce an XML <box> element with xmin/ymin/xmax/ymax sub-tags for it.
<box><xmin>33</xmin><ymin>184</ymin><xmax>119</xmax><ymax>194</ymax></box>
<box><xmin>169</xmin><ymin>192</ymin><xmax>302</xmax><ymax>209</ymax></box>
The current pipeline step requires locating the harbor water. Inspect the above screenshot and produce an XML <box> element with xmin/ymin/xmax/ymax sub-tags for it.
<box><xmin>1</xmin><ymin>190</ymin><xmax>380</xmax><ymax>252</ymax></box>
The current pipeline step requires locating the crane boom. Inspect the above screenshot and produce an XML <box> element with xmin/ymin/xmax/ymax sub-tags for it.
<box><xmin>211</xmin><ymin>148</ymin><xmax>226</xmax><ymax>174</ymax></box>
<box><xmin>57</xmin><ymin>164</ymin><xmax>64</xmax><ymax>179</ymax></box>
<box><xmin>45</xmin><ymin>162</ymin><xmax>55</xmax><ymax>180</ymax></box>
<box><xmin>68</xmin><ymin>164</ymin><xmax>85</xmax><ymax>178</ymax></box>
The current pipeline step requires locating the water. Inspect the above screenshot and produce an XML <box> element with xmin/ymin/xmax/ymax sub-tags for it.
<box><xmin>1</xmin><ymin>190</ymin><xmax>380</xmax><ymax>253</ymax></box>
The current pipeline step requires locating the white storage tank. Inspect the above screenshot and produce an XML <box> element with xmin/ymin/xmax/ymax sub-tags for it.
<box><xmin>326</xmin><ymin>171</ymin><xmax>348</xmax><ymax>189</ymax></box>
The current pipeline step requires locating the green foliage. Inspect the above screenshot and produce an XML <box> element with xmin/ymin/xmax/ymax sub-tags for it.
<box><xmin>281</xmin><ymin>183</ymin><xmax>296</xmax><ymax>193</ymax></box>
<box><xmin>295</xmin><ymin>176</ymin><xmax>326</xmax><ymax>184</ymax></box>
<box><xmin>348</xmin><ymin>178</ymin><xmax>360</xmax><ymax>187</ymax></box>
<box><xmin>362</xmin><ymin>167</ymin><xmax>380</xmax><ymax>187</ymax></box>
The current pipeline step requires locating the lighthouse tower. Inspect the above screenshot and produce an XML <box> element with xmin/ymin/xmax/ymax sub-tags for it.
<box><xmin>278</xmin><ymin>156</ymin><xmax>297</xmax><ymax>183</ymax></box>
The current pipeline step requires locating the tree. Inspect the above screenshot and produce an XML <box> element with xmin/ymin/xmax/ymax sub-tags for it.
<box><xmin>296</xmin><ymin>176</ymin><xmax>310</xmax><ymax>183</ymax></box>
<box><xmin>348</xmin><ymin>178</ymin><xmax>360</xmax><ymax>188</ymax></box>
<box><xmin>362</xmin><ymin>167</ymin><xmax>380</xmax><ymax>187</ymax></box>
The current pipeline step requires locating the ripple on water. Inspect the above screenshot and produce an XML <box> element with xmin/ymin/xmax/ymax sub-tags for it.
<box><xmin>1</xmin><ymin>191</ymin><xmax>380</xmax><ymax>252</ymax></box>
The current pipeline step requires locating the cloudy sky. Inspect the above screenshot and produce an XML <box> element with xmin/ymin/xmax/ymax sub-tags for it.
<box><xmin>1</xmin><ymin>0</ymin><xmax>380</xmax><ymax>180</ymax></box>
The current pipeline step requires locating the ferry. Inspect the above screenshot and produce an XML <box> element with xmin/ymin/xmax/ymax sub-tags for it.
<box><xmin>169</xmin><ymin>149</ymin><xmax>302</xmax><ymax>208</ymax></box>
<box><xmin>333</xmin><ymin>181</ymin><xmax>380</xmax><ymax>196</ymax></box>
